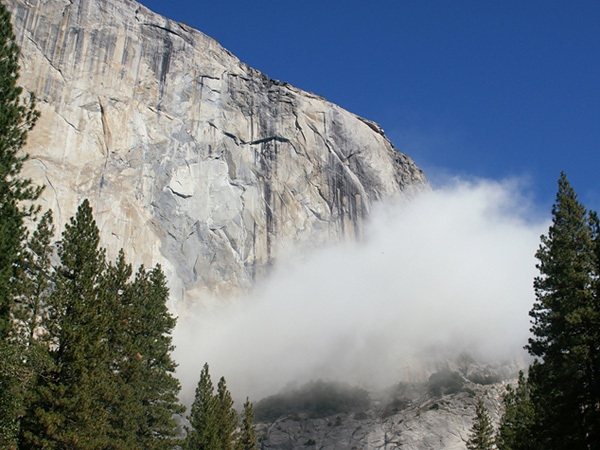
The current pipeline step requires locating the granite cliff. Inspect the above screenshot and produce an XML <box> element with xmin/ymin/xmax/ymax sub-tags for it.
<box><xmin>257</xmin><ymin>379</ymin><xmax>506</xmax><ymax>450</ymax></box>
<box><xmin>7</xmin><ymin>0</ymin><xmax>427</xmax><ymax>304</ymax></box>
<box><xmin>4</xmin><ymin>2</ymin><xmax>524</xmax><ymax>448</ymax></box>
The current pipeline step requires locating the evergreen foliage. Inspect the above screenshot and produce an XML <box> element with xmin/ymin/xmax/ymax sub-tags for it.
<box><xmin>0</xmin><ymin>6</ymin><xmax>184</xmax><ymax>447</ymax></box>
<box><xmin>0</xmin><ymin>5</ymin><xmax>43</xmax><ymax>445</ymax></box>
<box><xmin>12</xmin><ymin>211</ymin><xmax>54</xmax><ymax>346</ymax></box>
<box><xmin>0</xmin><ymin>212</ymin><xmax>53</xmax><ymax>449</ymax></box>
<box><xmin>14</xmin><ymin>5</ymin><xmax>600</xmax><ymax>450</ymax></box>
<box><xmin>186</xmin><ymin>363</ymin><xmax>220</xmax><ymax>450</ymax></box>
<box><xmin>18</xmin><ymin>201</ymin><xmax>182</xmax><ymax>449</ymax></box>
<box><xmin>238</xmin><ymin>397</ymin><xmax>259</xmax><ymax>450</ymax></box>
<box><xmin>254</xmin><ymin>379</ymin><xmax>370</xmax><ymax>422</ymax></box>
<box><xmin>466</xmin><ymin>397</ymin><xmax>495</xmax><ymax>450</ymax></box>
<box><xmin>20</xmin><ymin>200</ymin><xmax>114</xmax><ymax>448</ymax></box>
<box><xmin>496</xmin><ymin>371</ymin><xmax>534</xmax><ymax>450</ymax></box>
<box><xmin>0</xmin><ymin>342</ymin><xmax>24</xmax><ymax>448</ymax></box>
<box><xmin>526</xmin><ymin>173</ymin><xmax>600</xmax><ymax>450</ymax></box>
<box><xmin>427</xmin><ymin>369</ymin><xmax>464</xmax><ymax>396</ymax></box>
<box><xmin>216</xmin><ymin>376</ymin><xmax>239</xmax><ymax>450</ymax></box>
<box><xmin>118</xmin><ymin>264</ymin><xmax>184</xmax><ymax>448</ymax></box>
<box><xmin>186</xmin><ymin>364</ymin><xmax>257</xmax><ymax>450</ymax></box>
<box><xmin>0</xmin><ymin>2</ymin><xmax>41</xmax><ymax>340</ymax></box>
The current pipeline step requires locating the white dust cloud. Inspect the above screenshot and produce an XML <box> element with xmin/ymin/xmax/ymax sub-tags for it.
<box><xmin>173</xmin><ymin>179</ymin><xmax>549</xmax><ymax>402</ymax></box>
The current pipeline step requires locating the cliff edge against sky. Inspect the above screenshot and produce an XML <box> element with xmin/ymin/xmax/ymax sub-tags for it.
<box><xmin>7</xmin><ymin>0</ymin><xmax>426</xmax><ymax>304</ymax></box>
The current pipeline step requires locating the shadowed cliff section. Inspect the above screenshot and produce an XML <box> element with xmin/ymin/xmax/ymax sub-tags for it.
<box><xmin>8</xmin><ymin>0</ymin><xmax>427</xmax><ymax>303</ymax></box>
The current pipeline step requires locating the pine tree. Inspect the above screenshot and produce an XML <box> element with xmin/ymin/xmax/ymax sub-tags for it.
<box><xmin>496</xmin><ymin>371</ymin><xmax>535</xmax><ymax>450</ymax></box>
<box><xmin>121</xmin><ymin>264</ymin><xmax>183</xmax><ymax>448</ymax></box>
<box><xmin>238</xmin><ymin>397</ymin><xmax>259</xmax><ymax>450</ymax></box>
<box><xmin>19</xmin><ymin>199</ymin><xmax>113</xmax><ymax>449</ymax></box>
<box><xmin>186</xmin><ymin>366</ymin><xmax>244</xmax><ymax>450</ymax></box>
<box><xmin>12</xmin><ymin>210</ymin><xmax>55</xmax><ymax>345</ymax></box>
<box><xmin>101</xmin><ymin>249</ymin><xmax>138</xmax><ymax>449</ymax></box>
<box><xmin>0</xmin><ymin>2</ymin><xmax>41</xmax><ymax>339</ymax></box>
<box><xmin>527</xmin><ymin>173</ymin><xmax>600</xmax><ymax>450</ymax></box>
<box><xmin>0</xmin><ymin>211</ymin><xmax>54</xmax><ymax>448</ymax></box>
<box><xmin>19</xmin><ymin>203</ymin><xmax>183</xmax><ymax>449</ymax></box>
<box><xmin>97</xmin><ymin>253</ymin><xmax>183</xmax><ymax>449</ymax></box>
<box><xmin>187</xmin><ymin>363</ymin><xmax>220</xmax><ymax>449</ymax></box>
<box><xmin>0</xmin><ymin>341</ymin><xmax>23</xmax><ymax>448</ymax></box>
<box><xmin>585</xmin><ymin>210</ymin><xmax>600</xmax><ymax>447</ymax></box>
<box><xmin>466</xmin><ymin>397</ymin><xmax>495</xmax><ymax>450</ymax></box>
<box><xmin>216</xmin><ymin>376</ymin><xmax>239</xmax><ymax>450</ymax></box>
<box><xmin>0</xmin><ymin>5</ymin><xmax>42</xmax><ymax>444</ymax></box>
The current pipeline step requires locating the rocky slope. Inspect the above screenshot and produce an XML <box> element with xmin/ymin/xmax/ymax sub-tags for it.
<box><xmin>256</xmin><ymin>375</ymin><xmax>509</xmax><ymax>450</ymax></box>
<box><xmin>7</xmin><ymin>0</ymin><xmax>427</xmax><ymax>305</ymax></box>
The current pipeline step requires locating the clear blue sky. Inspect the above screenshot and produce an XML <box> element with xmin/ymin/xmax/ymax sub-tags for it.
<box><xmin>138</xmin><ymin>0</ymin><xmax>600</xmax><ymax>215</ymax></box>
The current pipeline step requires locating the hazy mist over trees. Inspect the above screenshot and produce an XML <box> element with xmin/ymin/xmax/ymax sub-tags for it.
<box><xmin>0</xmin><ymin>6</ymin><xmax>255</xmax><ymax>447</ymax></box>
<box><xmin>2</xmin><ymin>2</ymin><xmax>600</xmax><ymax>449</ymax></box>
<box><xmin>479</xmin><ymin>174</ymin><xmax>600</xmax><ymax>450</ymax></box>
<box><xmin>524</xmin><ymin>173</ymin><xmax>600</xmax><ymax>449</ymax></box>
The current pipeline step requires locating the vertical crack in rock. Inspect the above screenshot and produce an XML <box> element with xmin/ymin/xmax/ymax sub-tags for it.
<box><xmin>158</xmin><ymin>34</ymin><xmax>172</xmax><ymax>103</ymax></box>
<box><xmin>7</xmin><ymin>0</ymin><xmax>428</xmax><ymax>301</ymax></box>
<box><xmin>98</xmin><ymin>99</ymin><xmax>111</xmax><ymax>189</ymax></box>
<box><xmin>259</xmin><ymin>139</ymin><xmax>277</xmax><ymax>265</ymax></box>
<box><xmin>323</xmin><ymin>137</ymin><xmax>368</xmax><ymax>240</ymax></box>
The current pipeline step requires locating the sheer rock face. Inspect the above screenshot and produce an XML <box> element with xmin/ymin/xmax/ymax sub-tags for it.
<box><xmin>7</xmin><ymin>0</ymin><xmax>427</xmax><ymax>304</ymax></box>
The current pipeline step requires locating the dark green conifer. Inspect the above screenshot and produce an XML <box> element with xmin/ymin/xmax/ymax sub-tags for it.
<box><xmin>1</xmin><ymin>211</ymin><xmax>53</xmax><ymax>448</ymax></box>
<box><xmin>98</xmin><ymin>253</ymin><xmax>182</xmax><ymax>449</ymax></box>
<box><xmin>187</xmin><ymin>363</ymin><xmax>220</xmax><ymax>450</ymax></box>
<box><xmin>527</xmin><ymin>173</ymin><xmax>600</xmax><ymax>450</ymax></box>
<box><xmin>238</xmin><ymin>397</ymin><xmax>259</xmax><ymax>450</ymax></box>
<box><xmin>586</xmin><ymin>210</ymin><xmax>600</xmax><ymax>448</ymax></box>
<box><xmin>12</xmin><ymin>210</ymin><xmax>55</xmax><ymax>345</ymax></box>
<box><xmin>122</xmin><ymin>264</ymin><xmax>183</xmax><ymax>448</ymax></box>
<box><xmin>0</xmin><ymin>7</ymin><xmax>185</xmax><ymax>444</ymax></box>
<box><xmin>0</xmin><ymin>2</ymin><xmax>41</xmax><ymax>339</ymax></box>
<box><xmin>216</xmin><ymin>376</ymin><xmax>239</xmax><ymax>450</ymax></box>
<box><xmin>496</xmin><ymin>371</ymin><xmax>534</xmax><ymax>450</ymax></box>
<box><xmin>0</xmin><ymin>342</ymin><xmax>23</xmax><ymax>448</ymax></box>
<box><xmin>466</xmin><ymin>397</ymin><xmax>495</xmax><ymax>450</ymax></box>
<box><xmin>20</xmin><ymin>204</ymin><xmax>183</xmax><ymax>449</ymax></box>
<box><xmin>2</xmin><ymin>211</ymin><xmax>53</xmax><ymax>444</ymax></box>
<box><xmin>0</xmin><ymin>5</ymin><xmax>42</xmax><ymax>443</ymax></box>
<box><xmin>101</xmin><ymin>249</ymin><xmax>138</xmax><ymax>449</ymax></box>
<box><xmin>19</xmin><ymin>199</ymin><xmax>112</xmax><ymax>449</ymax></box>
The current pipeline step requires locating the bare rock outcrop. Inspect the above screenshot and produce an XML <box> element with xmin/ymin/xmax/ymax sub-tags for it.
<box><xmin>7</xmin><ymin>0</ymin><xmax>427</xmax><ymax>304</ymax></box>
<box><xmin>257</xmin><ymin>380</ymin><xmax>506</xmax><ymax>450</ymax></box>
